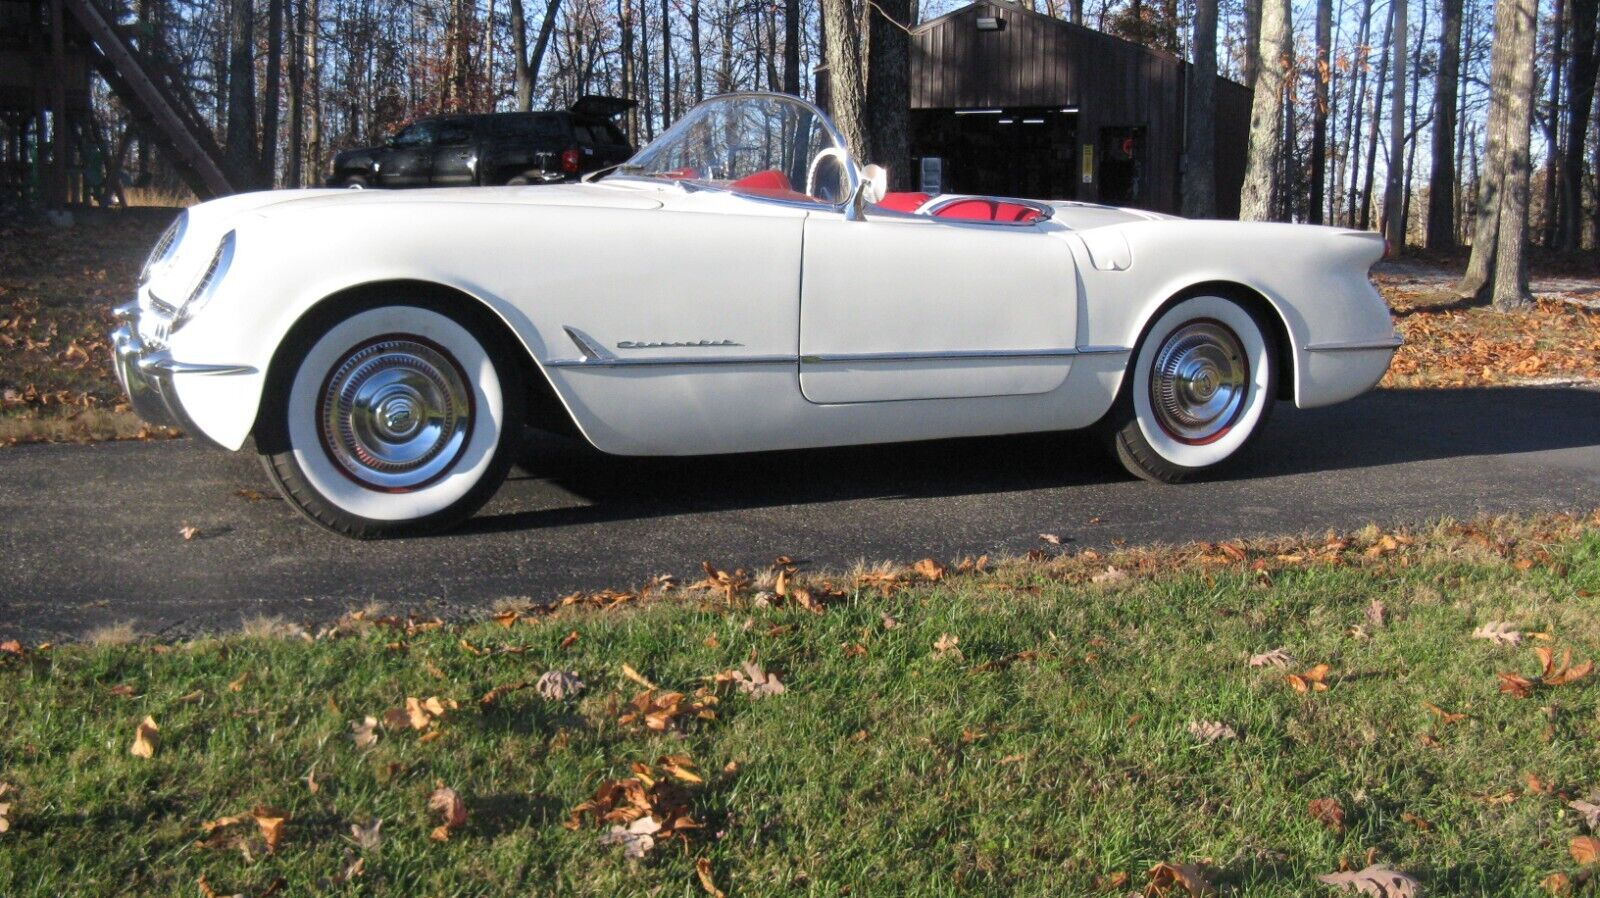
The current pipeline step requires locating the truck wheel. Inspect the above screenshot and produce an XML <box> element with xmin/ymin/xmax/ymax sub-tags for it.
<box><xmin>343</xmin><ymin>175</ymin><xmax>368</xmax><ymax>189</ymax></box>
<box><xmin>257</xmin><ymin>296</ymin><xmax>525</xmax><ymax>538</ymax></box>
<box><xmin>505</xmin><ymin>173</ymin><xmax>532</xmax><ymax>186</ymax></box>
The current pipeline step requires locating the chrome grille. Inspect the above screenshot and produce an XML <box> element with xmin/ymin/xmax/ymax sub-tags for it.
<box><xmin>139</xmin><ymin>213</ymin><xmax>186</xmax><ymax>285</ymax></box>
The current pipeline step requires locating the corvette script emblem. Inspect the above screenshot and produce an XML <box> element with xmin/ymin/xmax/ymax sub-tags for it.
<box><xmin>616</xmin><ymin>339</ymin><xmax>742</xmax><ymax>349</ymax></box>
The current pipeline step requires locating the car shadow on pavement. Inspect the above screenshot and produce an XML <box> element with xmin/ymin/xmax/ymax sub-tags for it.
<box><xmin>458</xmin><ymin>386</ymin><xmax>1600</xmax><ymax>536</ymax></box>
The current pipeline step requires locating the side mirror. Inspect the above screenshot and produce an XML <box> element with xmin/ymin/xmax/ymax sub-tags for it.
<box><xmin>846</xmin><ymin>164</ymin><xmax>889</xmax><ymax>221</ymax></box>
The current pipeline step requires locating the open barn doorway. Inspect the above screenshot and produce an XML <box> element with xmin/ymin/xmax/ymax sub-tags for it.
<box><xmin>910</xmin><ymin>108</ymin><xmax>1078</xmax><ymax>200</ymax></box>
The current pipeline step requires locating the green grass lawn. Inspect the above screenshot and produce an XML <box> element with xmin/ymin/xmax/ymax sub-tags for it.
<box><xmin>3</xmin><ymin>515</ymin><xmax>1600</xmax><ymax>896</ymax></box>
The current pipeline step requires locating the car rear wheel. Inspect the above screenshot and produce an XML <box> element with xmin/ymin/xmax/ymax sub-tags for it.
<box><xmin>1101</xmin><ymin>294</ymin><xmax>1276</xmax><ymax>483</ymax></box>
<box><xmin>343</xmin><ymin>175</ymin><xmax>368</xmax><ymax>189</ymax></box>
<box><xmin>257</xmin><ymin>299</ymin><xmax>524</xmax><ymax>538</ymax></box>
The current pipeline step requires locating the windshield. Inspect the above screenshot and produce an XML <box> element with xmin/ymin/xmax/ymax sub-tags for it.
<box><xmin>619</xmin><ymin>93</ymin><xmax>855</xmax><ymax>204</ymax></box>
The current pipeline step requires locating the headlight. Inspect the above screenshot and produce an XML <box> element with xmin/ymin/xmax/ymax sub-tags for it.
<box><xmin>138</xmin><ymin>211</ymin><xmax>187</xmax><ymax>285</ymax></box>
<box><xmin>172</xmin><ymin>230</ymin><xmax>235</xmax><ymax>332</ymax></box>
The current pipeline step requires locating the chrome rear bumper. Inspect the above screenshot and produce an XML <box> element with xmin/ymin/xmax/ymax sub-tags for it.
<box><xmin>110</xmin><ymin>301</ymin><xmax>254</xmax><ymax>447</ymax></box>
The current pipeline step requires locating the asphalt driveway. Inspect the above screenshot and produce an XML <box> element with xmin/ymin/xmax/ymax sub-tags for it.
<box><xmin>2</xmin><ymin>384</ymin><xmax>1597</xmax><ymax>640</ymax></box>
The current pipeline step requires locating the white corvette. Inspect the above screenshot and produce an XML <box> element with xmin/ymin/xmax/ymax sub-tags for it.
<box><xmin>113</xmin><ymin>92</ymin><xmax>1399</xmax><ymax>537</ymax></box>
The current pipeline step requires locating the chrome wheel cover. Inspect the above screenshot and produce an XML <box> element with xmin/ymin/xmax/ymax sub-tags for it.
<box><xmin>318</xmin><ymin>337</ymin><xmax>472</xmax><ymax>491</ymax></box>
<box><xmin>1148</xmin><ymin>319</ymin><xmax>1249</xmax><ymax>445</ymax></box>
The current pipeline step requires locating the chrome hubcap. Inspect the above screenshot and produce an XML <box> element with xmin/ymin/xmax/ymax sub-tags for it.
<box><xmin>1149</xmin><ymin>320</ymin><xmax>1249</xmax><ymax>444</ymax></box>
<box><xmin>318</xmin><ymin>338</ymin><xmax>472</xmax><ymax>491</ymax></box>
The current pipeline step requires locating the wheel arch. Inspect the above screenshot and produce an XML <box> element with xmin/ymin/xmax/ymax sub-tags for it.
<box><xmin>1134</xmin><ymin>279</ymin><xmax>1298</xmax><ymax>403</ymax></box>
<box><xmin>252</xmin><ymin>278</ymin><xmax>581</xmax><ymax>449</ymax></box>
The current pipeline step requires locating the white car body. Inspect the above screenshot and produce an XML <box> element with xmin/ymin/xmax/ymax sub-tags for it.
<box><xmin>114</xmin><ymin>92</ymin><xmax>1397</xmax><ymax>535</ymax></box>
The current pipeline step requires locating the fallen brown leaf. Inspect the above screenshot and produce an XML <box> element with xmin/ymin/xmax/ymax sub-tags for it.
<box><xmin>130</xmin><ymin>715</ymin><xmax>159</xmax><ymax>758</ymax></box>
<box><xmin>427</xmin><ymin>785</ymin><xmax>467</xmax><ymax>841</ymax></box>
<box><xmin>1307</xmin><ymin>797</ymin><xmax>1345</xmax><ymax>833</ymax></box>
<box><xmin>1315</xmin><ymin>865</ymin><xmax>1421</xmax><ymax>897</ymax></box>
<box><xmin>1144</xmin><ymin>861</ymin><xmax>1215</xmax><ymax>896</ymax></box>
<box><xmin>695</xmin><ymin>857</ymin><xmax>726</xmax><ymax>897</ymax></box>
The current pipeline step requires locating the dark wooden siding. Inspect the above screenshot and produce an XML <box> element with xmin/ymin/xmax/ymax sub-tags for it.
<box><xmin>906</xmin><ymin>0</ymin><xmax>1249</xmax><ymax>216</ymax></box>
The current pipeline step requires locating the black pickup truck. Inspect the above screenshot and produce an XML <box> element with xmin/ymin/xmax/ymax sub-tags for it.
<box><xmin>327</xmin><ymin>96</ymin><xmax>635</xmax><ymax>189</ymax></box>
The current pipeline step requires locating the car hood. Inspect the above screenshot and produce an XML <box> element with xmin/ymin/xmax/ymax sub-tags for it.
<box><xmin>248</xmin><ymin>183</ymin><xmax>664</xmax><ymax>218</ymax></box>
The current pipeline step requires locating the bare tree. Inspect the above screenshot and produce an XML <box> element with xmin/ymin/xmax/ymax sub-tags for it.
<box><xmin>818</xmin><ymin>0</ymin><xmax>867</xmax><ymax>155</ymax></box>
<box><xmin>1238</xmin><ymin>0</ymin><xmax>1290</xmax><ymax>220</ymax></box>
<box><xmin>1427</xmin><ymin>0</ymin><xmax>1463</xmax><ymax>248</ymax></box>
<box><xmin>1458</xmin><ymin>0</ymin><xmax>1539</xmax><ymax>309</ymax></box>
<box><xmin>864</xmin><ymin>0</ymin><xmax>911</xmax><ymax>184</ymax></box>
<box><xmin>1381</xmin><ymin>0</ymin><xmax>1406</xmax><ymax>247</ymax></box>
<box><xmin>1183</xmin><ymin>0</ymin><xmax>1218</xmax><ymax>217</ymax></box>
<box><xmin>1559</xmin><ymin>0</ymin><xmax>1598</xmax><ymax>248</ymax></box>
<box><xmin>1309</xmin><ymin>0</ymin><xmax>1332</xmax><ymax>224</ymax></box>
<box><xmin>223</xmin><ymin>0</ymin><xmax>257</xmax><ymax>186</ymax></box>
<box><xmin>261</xmin><ymin>0</ymin><xmax>284</xmax><ymax>186</ymax></box>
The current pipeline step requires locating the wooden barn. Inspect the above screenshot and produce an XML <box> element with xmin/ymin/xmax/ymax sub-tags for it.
<box><xmin>830</xmin><ymin>0</ymin><xmax>1253</xmax><ymax>217</ymax></box>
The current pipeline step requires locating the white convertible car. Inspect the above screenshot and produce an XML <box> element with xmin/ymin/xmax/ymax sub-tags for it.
<box><xmin>113</xmin><ymin>92</ymin><xmax>1399</xmax><ymax>537</ymax></box>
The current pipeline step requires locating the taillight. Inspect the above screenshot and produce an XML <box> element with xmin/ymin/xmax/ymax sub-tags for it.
<box><xmin>560</xmin><ymin>147</ymin><xmax>581</xmax><ymax>174</ymax></box>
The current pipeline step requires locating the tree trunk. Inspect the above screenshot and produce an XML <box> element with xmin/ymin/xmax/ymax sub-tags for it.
<box><xmin>1559</xmin><ymin>0</ymin><xmax>1598</xmax><ymax>248</ymax></box>
<box><xmin>1361</xmin><ymin>2</ymin><xmax>1394</xmax><ymax>229</ymax></box>
<box><xmin>1400</xmin><ymin>0</ymin><xmax>1424</xmax><ymax>239</ymax></box>
<box><xmin>618</xmin><ymin>0</ymin><xmax>634</xmax><ymax>141</ymax></box>
<box><xmin>1238</xmin><ymin>0</ymin><xmax>1289</xmax><ymax>220</ymax></box>
<box><xmin>865</xmin><ymin>0</ymin><xmax>911</xmax><ymax>185</ymax></box>
<box><xmin>1344</xmin><ymin>0</ymin><xmax>1374</xmax><ymax>226</ymax></box>
<box><xmin>784</xmin><ymin>0</ymin><xmax>801</xmax><ymax>94</ymax></box>
<box><xmin>661</xmin><ymin>0</ymin><xmax>674</xmax><ymax>126</ymax></box>
<box><xmin>286</xmin><ymin>0</ymin><xmax>303</xmax><ymax>187</ymax></box>
<box><xmin>1183</xmin><ymin>0</ymin><xmax>1218</xmax><ymax>217</ymax></box>
<box><xmin>305</xmin><ymin>0</ymin><xmax>319</xmax><ymax>184</ymax></box>
<box><xmin>261</xmin><ymin>0</ymin><xmax>283</xmax><ymax>188</ymax></box>
<box><xmin>690</xmin><ymin>0</ymin><xmax>703</xmax><ymax>103</ymax></box>
<box><xmin>1382</xmin><ymin>0</ymin><xmax>1406</xmax><ymax>247</ymax></box>
<box><xmin>1490</xmin><ymin>0</ymin><xmax>1539</xmax><ymax>310</ymax></box>
<box><xmin>1309</xmin><ymin>0</ymin><xmax>1332</xmax><ymax>224</ymax></box>
<box><xmin>526</xmin><ymin>0</ymin><xmax>560</xmax><ymax>106</ymax></box>
<box><xmin>1242</xmin><ymin>0</ymin><xmax>1262</xmax><ymax>87</ymax></box>
<box><xmin>224</xmin><ymin>0</ymin><xmax>257</xmax><ymax>189</ymax></box>
<box><xmin>819</xmin><ymin>0</ymin><xmax>868</xmax><ymax>157</ymax></box>
<box><xmin>510</xmin><ymin>0</ymin><xmax>532</xmax><ymax>109</ymax></box>
<box><xmin>1427</xmin><ymin>0</ymin><xmax>1462</xmax><ymax>248</ymax></box>
<box><xmin>1458</xmin><ymin>0</ymin><xmax>1539</xmax><ymax>306</ymax></box>
<box><xmin>1541</xmin><ymin>0</ymin><xmax>1566</xmax><ymax>247</ymax></box>
<box><xmin>1070</xmin><ymin>0</ymin><xmax>1083</xmax><ymax>25</ymax></box>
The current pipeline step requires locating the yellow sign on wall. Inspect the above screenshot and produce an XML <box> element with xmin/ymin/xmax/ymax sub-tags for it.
<box><xmin>1081</xmin><ymin>144</ymin><xmax>1094</xmax><ymax>184</ymax></box>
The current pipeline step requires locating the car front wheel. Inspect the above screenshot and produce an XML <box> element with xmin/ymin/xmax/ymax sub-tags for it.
<box><xmin>258</xmin><ymin>300</ymin><xmax>523</xmax><ymax>537</ymax></box>
<box><xmin>1102</xmin><ymin>294</ymin><xmax>1277</xmax><ymax>483</ymax></box>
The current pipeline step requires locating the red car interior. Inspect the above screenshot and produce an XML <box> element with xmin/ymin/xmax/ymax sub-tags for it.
<box><xmin>726</xmin><ymin>171</ymin><xmax>1044</xmax><ymax>223</ymax></box>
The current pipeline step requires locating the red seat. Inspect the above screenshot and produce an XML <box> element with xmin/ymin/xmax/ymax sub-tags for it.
<box><xmin>929</xmin><ymin>198</ymin><xmax>1043</xmax><ymax>223</ymax></box>
<box><xmin>731</xmin><ymin>169</ymin><xmax>793</xmax><ymax>191</ymax></box>
<box><xmin>876</xmin><ymin>191</ymin><xmax>931</xmax><ymax>213</ymax></box>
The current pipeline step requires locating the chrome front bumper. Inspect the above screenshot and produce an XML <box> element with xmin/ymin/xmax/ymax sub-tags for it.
<box><xmin>110</xmin><ymin>301</ymin><xmax>254</xmax><ymax>446</ymax></box>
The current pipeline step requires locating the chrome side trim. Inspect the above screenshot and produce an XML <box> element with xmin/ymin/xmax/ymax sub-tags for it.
<box><xmin>562</xmin><ymin>326</ymin><xmax>613</xmax><ymax>361</ymax></box>
<box><xmin>544</xmin><ymin>354</ymin><xmax>796</xmax><ymax>369</ymax></box>
<box><xmin>1305</xmin><ymin>335</ymin><xmax>1404</xmax><ymax>352</ymax></box>
<box><xmin>802</xmin><ymin>347</ymin><xmax>1102</xmax><ymax>364</ymax></box>
<box><xmin>137</xmin><ymin>353</ymin><xmax>257</xmax><ymax>376</ymax></box>
<box><xmin>545</xmin><ymin>345</ymin><xmax>1134</xmax><ymax>369</ymax></box>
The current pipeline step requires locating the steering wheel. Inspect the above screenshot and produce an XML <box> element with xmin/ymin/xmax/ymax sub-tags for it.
<box><xmin>806</xmin><ymin>148</ymin><xmax>852</xmax><ymax>202</ymax></box>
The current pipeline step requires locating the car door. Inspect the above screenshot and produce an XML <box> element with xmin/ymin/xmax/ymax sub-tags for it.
<box><xmin>378</xmin><ymin>121</ymin><xmax>436</xmax><ymax>188</ymax></box>
<box><xmin>431</xmin><ymin>118</ymin><xmax>478</xmax><ymax>186</ymax></box>
<box><xmin>798</xmin><ymin>212</ymin><xmax>1079</xmax><ymax>403</ymax></box>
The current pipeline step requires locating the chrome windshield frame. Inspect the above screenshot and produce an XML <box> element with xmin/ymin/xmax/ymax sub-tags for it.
<box><xmin>611</xmin><ymin>91</ymin><xmax>862</xmax><ymax>212</ymax></box>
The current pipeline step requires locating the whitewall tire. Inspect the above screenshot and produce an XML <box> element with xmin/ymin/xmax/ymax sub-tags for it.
<box><xmin>1103</xmin><ymin>294</ymin><xmax>1277</xmax><ymax>483</ymax></box>
<box><xmin>258</xmin><ymin>300</ymin><xmax>524</xmax><ymax>537</ymax></box>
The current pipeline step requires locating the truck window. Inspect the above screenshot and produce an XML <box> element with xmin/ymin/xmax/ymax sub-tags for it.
<box><xmin>437</xmin><ymin>120</ymin><xmax>473</xmax><ymax>145</ymax></box>
<box><xmin>490</xmin><ymin>115</ymin><xmax>566</xmax><ymax>139</ymax></box>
